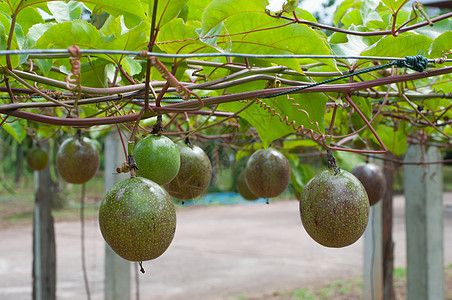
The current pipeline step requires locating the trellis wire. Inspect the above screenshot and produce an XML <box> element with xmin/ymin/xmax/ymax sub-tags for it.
<box><xmin>263</xmin><ymin>55</ymin><xmax>429</xmax><ymax>98</ymax></box>
<box><xmin>0</xmin><ymin>49</ymin><xmax>450</xmax><ymax>63</ymax></box>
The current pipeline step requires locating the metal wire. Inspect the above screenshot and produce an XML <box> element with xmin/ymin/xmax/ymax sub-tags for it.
<box><xmin>0</xmin><ymin>49</ymin><xmax>450</xmax><ymax>62</ymax></box>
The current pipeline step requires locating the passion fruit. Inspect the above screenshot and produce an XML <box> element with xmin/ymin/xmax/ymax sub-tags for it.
<box><xmin>299</xmin><ymin>169</ymin><xmax>369</xmax><ymax>248</ymax></box>
<box><xmin>236</xmin><ymin>171</ymin><xmax>259</xmax><ymax>201</ymax></box>
<box><xmin>56</xmin><ymin>135</ymin><xmax>99</xmax><ymax>184</ymax></box>
<box><xmin>27</xmin><ymin>146</ymin><xmax>49</xmax><ymax>171</ymax></box>
<box><xmin>164</xmin><ymin>141</ymin><xmax>212</xmax><ymax>200</ymax></box>
<box><xmin>351</xmin><ymin>163</ymin><xmax>386</xmax><ymax>206</ymax></box>
<box><xmin>245</xmin><ymin>147</ymin><xmax>290</xmax><ymax>198</ymax></box>
<box><xmin>134</xmin><ymin>135</ymin><xmax>180</xmax><ymax>185</ymax></box>
<box><xmin>98</xmin><ymin>177</ymin><xmax>176</xmax><ymax>262</ymax></box>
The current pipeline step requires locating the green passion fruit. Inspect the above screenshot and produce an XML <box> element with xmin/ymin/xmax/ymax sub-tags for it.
<box><xmin>98</xmin><ymin>177</ymin><xmax>176</xmax><ymax>262</ymax></box>
<box><xmin>351</xmin><ymin>163</ymin><xmax>386</xmax><ymax>206</ymax></box>
<box><xmin>27</xmin><ymin>146</ymin><xmax>49</xmax><ymax>171</ymax></box>
<box><xmin>245</xmin><ymin>147</ymin><xmax>290</xmax><ymax>198</ymax></box>
<box><xmin>56</xmin><ymin>136</ymin><xmax>100</xmax><ymax>184</ymax></box>
<box><xmin>163</xmin><ymin>142</ymin><xmax>212</xmax><ymax>200</ymax></box>
<box><xmin>299</xmin><ymin>169</ymin><xmax>369</xmax><ymax>248</ymax></box>
<box><xmin>237</xmin><ymin>171</ymin><xmax>259</xmax><ymax>201</ymax></box>
<box><xmin>134</xmin><ymin>135</ymin><xmax>180</xmax><ymax>185</ymax></box>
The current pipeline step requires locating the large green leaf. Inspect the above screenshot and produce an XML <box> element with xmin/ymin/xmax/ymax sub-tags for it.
<box><xmin>381</xmin><ymin>0</ymin><xmax>409</xmax><ymax>12</ymax></box>
<box><xmin>220</xmin><ymin>92</ymin><xmax>326</xmax><ymax>148</ymax></box>
<box><xmin>1</xmin><ymin>118</ymin><xmax>27</xmax><ymax>143</ymax></box>
<box><xmin>34</xmin><ymin>19</ymin><xmax>148</xmax><ymax>64</ymax></box>
<box><xmin>156</xmin><ymin>18</ymin><xmax>217</xmax><ymax>54</ymax></box>
<box><xmin>361</xmin><ymin>32</ymin><xmax>433</xmax><ymax>61</ymax></box>
<box><xmin>5</xmin><ymin>0</ymin><xmax>146</xmax><ymax>27</ymax></box>
<box><xmin>430</xmin><ymin>31</ymin><xmax>452</xmax><ymax>64</ymax></box>
<box><xmin>47</xmin><ymin>1</ymin><xmax>83</xmax><ymax>23</ymax></box>
<box><xmin>186</xmin><ymin>0</ymin><xmax>215</xmax><ymax>21</ymax></box>
<box><xmin>374</xmin><ymin>125</ymin><xmax>407</xmax><ymax>156</ymax></box>
<box><xmin>144</xmin><ymin>0</ymin><xmax>188</xmax><ymax>27</ymax></box>
<box><xmin>201</xmin><ymin>0</ymin><xmax>266</xmax><ymax>36</ymax></box>
<box><xmin>0</xmin><ymin>13</ymin><xmax>22</xmax><ymax>67</ymax></box>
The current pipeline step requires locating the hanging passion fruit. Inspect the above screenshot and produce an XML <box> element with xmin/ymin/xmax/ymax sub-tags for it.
<box><xmin>134</xmin><ymin>135</ymin><xmax>180</xmax><ymax>185</ymax></box>
<box><xmin>299</xmin><ymin>169</ymin><xmax>369</xmax><ymax>248</ymax></box>
<box><xmin>164</xmin><ymin>141</ymin><xmax>212</xmax><ymax>200</ymax></box>
<box><xmin>237</xmin><ymin>171</ymin><xmax>259</xmax><ymax>201</ymax></box>
<box><xmin>351</xmin><ymin>163</ymin><xmax>386</xmax><ymax>206</ymax></box>
<box><xmin>245</xmin><ymin>147</ymin><xmax>290</xmax><ymax>198</ymax></box>
<box><xmin>99</xmin><ymin>177</ymin><xmax>176</xmax><ymax>262</ymax></box>
<box><xmin>27</xmin><ymin>146</ymin><xmax>49</xmax><ymax>171</ymax></box>
<box><xmin>56</xmin><ymin>134</ymin><xmax>99</xmax><ymax>184</ymax></box>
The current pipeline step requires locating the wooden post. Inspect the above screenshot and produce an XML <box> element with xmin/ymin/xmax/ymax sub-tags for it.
<box><xmin>104</xmin><ymin>130</ymin><xmax>130</xmax><ymax>300</ymax></box>
<box><xmin>404</xmin><ymin>145</ymin><xmax>444</xmax><ymax>300</ymax></box>
<box><xmin>33</xmin><ymin>141</ymin><xmax>56</xmax><ymax>300</ymax></box>
<box><xmin>382</xmin><ymin>153</ymin><xmax>395</xmax><ymax>300</ymax></box>
<box><xmin>363</xmin><ymin>200</ymin><xmax>383</xmax><ymax>300</ymax></box>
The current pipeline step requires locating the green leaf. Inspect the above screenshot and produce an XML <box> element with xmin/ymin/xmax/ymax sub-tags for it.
<box><xmin>0</xmin><ymin>14</ymin><xmax>20</xmax><ymax>67</ymax></box>
<box><xmin>361</xmin><ymin>32</ymin><xmax>433</xmax><ymax>62</ymax></box>
<box><xmin>1</xmin><ymin>118</ymin><xmax>27</xmax><ymax>143</ymax></box>
<box><xmin>350</xmin><ymin>97</ymin><xmax>372</xmax><ymax>130</ymax></box>
<box><xmin>232</xmin><ymin>13</ymin><xmax>332</xmax><ymax>72</ymax></box>
<box><xmin>34</xmin><ymin>19</ymin><xmax>148</xmax><ymax>65</ymax></box>
<box><xmin>335</xmin><ymin>151</ymin><xmax>365</xmax><ymax>172</ymax></box>
<box><xmin>79</xmin><ymin>58</ymin><xmax>110</xmax><ymax>88</ymax></box>
<box><xmin>14</xmin><ymin>6</ymin><xmax>44</xmax><ymax>34</ymax></box>
<box><xmin>28</xmin><ymin>23</ymin><xmax>54</xmax><ymax>48</ymax></box>
<box><xmin>341</xmin><ymin>9</ymin><xmax>363</xmax><ymax>27</ymax></box>
<box><xmin>430</xmin><ymin>31</ymin><xmax>452</xmax><ymax>63</ymax></box>
<box><xmin>381</xmin><ymin>0</ymin><xmax>409</xmax><ymax>12</ymax></box>
<box><xmin>6</xmin><ymin>0</ymin><xmax>146</xmax><ymax>28</ymax></box>
<box><xmin>186</xmin><ymin>0</ymin><xmax>212</xmax><ymax>21</ymax></box>
<box><xmin>288</xmin><ymin>159</ymin><xmax>315</xmax><ymax>193</ymax></box>
<box><xmin>201</xmin><ymin>0</ymin><xmax>266</xmax><ymax>36</ymax></box>
<box><xmin>47</xmin><ymin>1</ymin><xmax>83</xmax><ymax>23</ymax></box>
<box><xmin>145</xmin><ymin>0</ymin><xmax>188</xmax><ymax>27</ymax></box>
<box><xmin>157</xmin><ymin>18</ymin><xmax>217</xmax><ymax>54</ymax></box>
<box><xmin>333</xmin><ymin>0</ymin><xmax>361</xmax><ymax>26</ymax></box>
<box><xmin>220</xmin><ymin>92</ymin><xmax>326</xmax><ymax>148</ymax></box>
<box><xmin>374</xmin><ymin>125</ymin><xmax>407</xmax><ymax>156</ymax></box>
<box><xmin>122</xmin><ymin>56</ymin><xmax>142</xmax><ymax>77</ymax></box>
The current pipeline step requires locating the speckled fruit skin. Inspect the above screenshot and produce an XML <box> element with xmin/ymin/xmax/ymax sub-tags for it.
<box><xmin>57</xmin><ymin>137</ymin><xmax>99</xmax><ymax>184</ymax></box>
<box><xmin>299</xmin><ymin>169</ymin><xmax>369</xmax><ymax>248</ymax></box>
<box><xmin>237</xmin><ymin>171</ymin><xmax>259</xmax><ymax>201</ymax></box>
<box><xmin>27</xmin><ymin>146</ymin><xmax>49</xmax><ymax>171</ymax></box>
<box><xmin>163</xmin><ymin>142</ymin><xmax>212</xmax><ymax>200</ymax></box>
<box><xmin>98</xmin><ymin>177</ymin><xmax>176</xmax><ymax>262</ymax></box>
<box><xmin>245</xmin><ymin>147</ymin><xmax>290</xmax><ymax>198</ymax></box>
<box><xmin>134</xmin><ymin>135</ymin><xmax>180</xmax><ymax>185</ymax></box>
<box><xmin>351</xmin><ymin>163</ymin><xmax>386</xmax><ymax>206</ymax></box>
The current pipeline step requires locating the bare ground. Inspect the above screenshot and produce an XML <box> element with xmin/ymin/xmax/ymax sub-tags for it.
<box><xmin>0</xmin><ymin>193</ymin><xmax>451</xmax><ymax>300</ymax></box>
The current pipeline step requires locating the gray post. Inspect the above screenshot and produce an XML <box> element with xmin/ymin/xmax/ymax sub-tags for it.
<box><xmin>404</xmin><ymin>145</ymin><xmax>444</xmax><ymax>300</ymax></box>
<box><xmin>33</xmin><ymin>141</ymin><xmax>56</xmax><ymax>300</ymax></box>
<box><xmin>363</xmin><ymin>201</ymin><xmax>383</xmax><ymax>300</ymax></box>
<box><xmin>104</xmin><ymin>131</ymin><xmax>130</xmax><ymax>300</ymax></box>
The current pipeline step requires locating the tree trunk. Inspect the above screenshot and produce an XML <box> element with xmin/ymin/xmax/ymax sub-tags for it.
<box><xmin>32</xmin><ymin>141</ymin><xmax>56</xmax><ymax>300</ymax></box>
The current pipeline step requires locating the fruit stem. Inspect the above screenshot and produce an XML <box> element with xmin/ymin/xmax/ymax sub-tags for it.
<box><xmin>138</xmin><ymin>261</ymin><xmax>145</xmax><ymax>274</ymax></box>
<box><xmin>75</xmin><ymin>129</ymin><xmax>83</xmax><ymax>144</ymax></box>
<box><xmin>327</xmin><ymin>149</ymin><xmax>341</xmax><ymax>175</ymax></box>
<box><xmin>151</xmin><ymin>115</ymin><xmax>163</xmax><ymax>135</ymax></box>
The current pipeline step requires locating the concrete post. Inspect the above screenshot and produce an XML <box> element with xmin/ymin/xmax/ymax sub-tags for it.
<box><xmin>404</xmin><ymin>145</ymin><xmax>444</xmax><ymax>300</ymax></box>
<box><xmin>104</xmin><ymin>131</ymin><xmax>130</xmax><ymax>300</ymax></box>
<box><xmin>363</xmin><ymin>201</ymin><xmax>383</xmax><ymax>300</ymax></box>
<box><xmin>33</xmin><ymin>141</ymin><xmax>56</xmax><ymax>300</ymax></box>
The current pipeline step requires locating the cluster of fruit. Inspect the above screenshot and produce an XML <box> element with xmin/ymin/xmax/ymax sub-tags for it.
<box><xmin>27</xmin><ymin>132</ymin><xmax>386</xmax><ymax>268</ymax></box>
<box><xmin>236</xmin><ymin>147</ymin><xmax>386</xmax><ymax>248</ymax></box>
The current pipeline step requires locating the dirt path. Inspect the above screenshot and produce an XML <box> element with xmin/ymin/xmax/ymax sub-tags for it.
<box><xmin>1</xmin><ymin>193</ymin><xmax>451</xmax><ymax>300</ymax></box>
